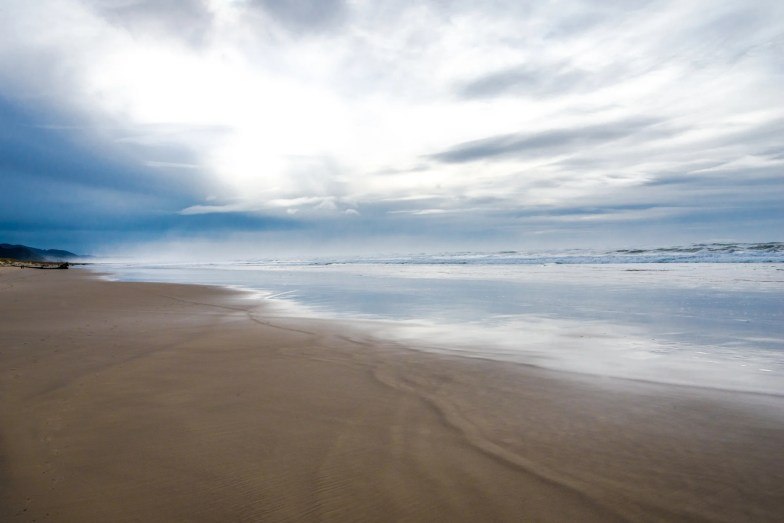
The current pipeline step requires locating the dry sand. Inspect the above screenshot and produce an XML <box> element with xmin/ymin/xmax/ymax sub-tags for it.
<box><xmin>1</xmin><ymin>267</ymin><xmax>782</xmax><ymax>522</ymax></box>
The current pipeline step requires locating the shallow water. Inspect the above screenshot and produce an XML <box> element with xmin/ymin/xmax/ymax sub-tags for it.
<box><xmin>93</xmin><ymin>261</ymin><xmax>784</xmax><ymax>394</ymax></box>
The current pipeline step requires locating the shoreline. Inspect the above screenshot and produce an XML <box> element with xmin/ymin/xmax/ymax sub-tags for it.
<box><xmin>2</xmin><ymin>267</ymin><xmax>783</xmax><ymax>521</ymax></box>
<box><xmin>91</xmin><ymin>262</ymin><xmax>784</xmax><ymax>397</ymax></box>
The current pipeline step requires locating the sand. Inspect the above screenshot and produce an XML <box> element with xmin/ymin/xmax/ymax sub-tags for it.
<box><xmin>1</xmin><ymin>267</ymin><xmax>782</xmax><ymax>522</ymax></box>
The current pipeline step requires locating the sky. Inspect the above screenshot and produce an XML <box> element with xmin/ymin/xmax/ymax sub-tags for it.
<box><xmin>0</xmin><ymin>0</ymin><xmax>782</xmax><ymax>257</ymax></box>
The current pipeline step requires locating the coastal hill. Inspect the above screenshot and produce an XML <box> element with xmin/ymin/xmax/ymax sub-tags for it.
<box><xmin>0</xmin><ymin>243</ymin><xmax>81</xmax><ymax>262</ymax></box>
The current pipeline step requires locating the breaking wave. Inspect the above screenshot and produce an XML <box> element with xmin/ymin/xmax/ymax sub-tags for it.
<box><xmin>256</xmin><ymin>242</ymin><xmax>784</xmax><ymax>266</ymax></box>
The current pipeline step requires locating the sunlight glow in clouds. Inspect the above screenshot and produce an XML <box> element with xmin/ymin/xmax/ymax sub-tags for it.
<box><xmin>0</xmin><ymin>0</ymin><xmax>782</xmax><ymax>250</ymax></box>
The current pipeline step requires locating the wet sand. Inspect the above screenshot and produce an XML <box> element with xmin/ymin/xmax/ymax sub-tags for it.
<box><xmin>1</xmin><ymin>267</ymin><xmax>782</xmax><ymax>522</ymax></box>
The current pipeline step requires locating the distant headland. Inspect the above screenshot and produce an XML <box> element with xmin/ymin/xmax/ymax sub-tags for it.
<box><xmin>0</xmin><ymin>243</ymin><xmax>84</xmax><ymax>269</ymax></box>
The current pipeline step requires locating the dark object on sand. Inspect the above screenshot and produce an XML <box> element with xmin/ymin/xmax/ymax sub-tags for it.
<box><xmin>19</xmin><ymin>262</ymin><xmax>70</xmax><ymax>270</ymax></box>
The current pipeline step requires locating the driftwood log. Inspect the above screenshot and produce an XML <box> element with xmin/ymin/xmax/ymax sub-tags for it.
<box><xmin>18</xmin><ymin>262</ymin><xmax>70</xmax><ymax>270</ymax></box>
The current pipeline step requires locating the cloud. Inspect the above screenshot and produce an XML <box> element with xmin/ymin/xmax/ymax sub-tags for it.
<box><xmin>144</xmin><ymin>161</ymin><xmax>201</xmax><ymax>170</ymax></box>
<box><xmin>0</xmin><ymin>97</ymin><xmax>201</xmax><ymax>198</ymax></box>
<box><xmin>247</xmin><ymin>0</ymin><xmax>348</xmax><ymax>34</ymax></box>
<box><xmin>85</xmin><ymin>0</ymin><xmax>213</xmax><ymax>45</ymax></box>
<box><xmin>456</xmin><ymin>63</ymin><xmax>591</xmax><ymax>100</ymax></box>
<box><xmin>429</xmin><ymin>118</ymin><xmax>662</xmax><ymax>163</ymax></box>
<box><xmin>0</xmin><ymin>0</ymin><xmax>782</xmax><ymax>252</ymax></box>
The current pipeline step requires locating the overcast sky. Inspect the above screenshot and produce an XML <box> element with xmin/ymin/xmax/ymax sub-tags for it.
<box><xmin>1</xmin><ymin>0</ymin><xmax>782</xmax><ymax>256</ymax></box>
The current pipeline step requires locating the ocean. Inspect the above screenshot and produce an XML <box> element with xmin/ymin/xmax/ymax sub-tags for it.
<box><xmin>93</xmin><ymin>242</ymin><xmax>784</xmax><ymax>395</ymax></box>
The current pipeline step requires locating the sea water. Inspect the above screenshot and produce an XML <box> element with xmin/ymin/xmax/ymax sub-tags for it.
<box><xmin>93</xmin><ymin>243</ymin><xmax>784</xmax><ymax>394</ymax></box>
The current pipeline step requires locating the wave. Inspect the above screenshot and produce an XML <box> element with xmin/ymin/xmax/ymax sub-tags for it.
<box><xmin>245</xmin><ymin>242</ymin><xmax>784</xmax><ymax>266</ymax></box>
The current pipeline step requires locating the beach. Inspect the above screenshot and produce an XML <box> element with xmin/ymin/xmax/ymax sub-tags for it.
<box><xmin>1</xmin><ymin>267</ymin><xmax>783</xmax><ymax>522</ymax></box>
